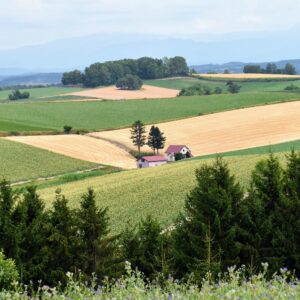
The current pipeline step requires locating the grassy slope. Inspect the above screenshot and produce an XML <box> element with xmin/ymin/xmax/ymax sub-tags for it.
<box><xmin>146</xmin><ymin>77</ymin><xmax>300</xmax><ymax>93</ymax></box>
<box><xmin>0</xmin><ymin>86</ymin><xmax>84</xmax><ymax>102</ymax></box>
<box><xmin>38</xmin><ymin>152</ymin><xmax>288</xmax><ymax>234</ymax></box>
<box><xmin>0</xmin><ymin>92</ymin><xmax>299</xmax><ymax>132</ymax></box>
<box><xmin>196</xmin><ymin>139</ymin><xmax>300</xmax><ymax>159</ymax></box>
<box><xmin>145</xmin><ymin>77</ymin><xmax>227</xmax><ymax>90</ymax></box>
<box><xmin>0</xmin><ymin>138</ymin><xmax>98</xmax><ymax>182</ymax></box>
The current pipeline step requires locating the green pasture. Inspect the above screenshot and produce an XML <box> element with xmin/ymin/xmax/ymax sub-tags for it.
<box><xmin>0</xmin><ymin>92</ymin><xmax>298</xmax><ymax>132</ymax></box>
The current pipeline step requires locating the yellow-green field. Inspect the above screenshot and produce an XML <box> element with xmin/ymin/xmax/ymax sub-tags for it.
<box><xmin>38</xmin><ymin>153</ymin><xmax>287</xmax><ymax>233</ymax></box>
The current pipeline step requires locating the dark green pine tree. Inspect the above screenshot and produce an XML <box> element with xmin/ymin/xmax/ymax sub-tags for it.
<box><xmin>130</xmin><ymin>120</ymin><xmax>146</xmax><ymax>156</ymax></box>
<box><xmin>121</xmin><ymin>216</ymin><xmax>171</xmax><ymax>279</ymax></box>
<box><xmin>18</xmin><ymin>186</ymin><xmax>49</xmax><ymax>283</ymax></box>
<box><xmin>0</xmin><ymin>180</ymin><xmax>21</xmax><ymax>260</ymax></box>
<box><xmin>283</xmin><ymin>150</ymin><xmax>300</xmax><ymax>274</ymax></box>
<box><xmin>147</xmin><ymin>126</ymin><xmax>166</xmax><ymax>154</ymax></box>
<box><xmin>43</xmin><ymin>191</ymin><xmax>81</xmax><ymax>285</ymax></box>
<box><xmin>76</xmin><ymin>188</ymin><xmax>120</xmax><ymax>280</ymax></box>
<box><xmin>172</xmin><ymin>157</ymin><xmax>243</xmax><ymax>280</ymax></box>
<box><xmin>247</xmin><ymin>154</ymin><xmax>289</xmax><ymax>274</ymax></box>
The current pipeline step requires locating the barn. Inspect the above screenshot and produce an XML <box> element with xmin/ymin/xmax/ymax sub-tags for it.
<box><xmin>165</xmin><ymin>145</ymin><xmax>192</xmax><ymax>162</ymax></box>
<box><xmin>137</xmin><ymin>156</ymin><xmax>167</xmax><ymax>168</ymax></box>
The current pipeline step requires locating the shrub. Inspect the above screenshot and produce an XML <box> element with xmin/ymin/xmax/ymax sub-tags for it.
<box><xmin>227</xmin><ymin>81</ymin><xmax>241</xmax><ymax>94</ymax></box>
<box><xmin>8</xmin><ymin>90</ymin><xmax>30</xmax><ymax>101</ymax></box>
<box><xmin>214</xmin><ymin>87</ymin><xmax>223</xmax><ymax>94</ymax></box>
<box><xmin>284</xmin><ymin>84</ymin><xmax>299</xmax><ymax>91</ymax></box>
<box><xmin>0</xmin><ymin>250</ymin><xmax>19</xmax><ymax>290</ymax></box>
<box><xmin>63</xmin><ymin>125</ymin><xmax>73</xmax><ymax>134</ymax></box>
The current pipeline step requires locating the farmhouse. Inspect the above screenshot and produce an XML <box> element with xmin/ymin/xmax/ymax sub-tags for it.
<box><xmin>137</xmin><ymin>156</ymin><xmax>167</xmax><ymax>168</ymax></box>
<box><xmin>165</xmin><ymin>145</ymin><xmax>192</xmax><ymax>162</ymax></box>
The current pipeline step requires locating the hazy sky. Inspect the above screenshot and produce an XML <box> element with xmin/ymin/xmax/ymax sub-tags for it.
<box><xmin>1</xmin><ymin>0</ymin><xmax>300</xmax><ymax>49</ymax></box>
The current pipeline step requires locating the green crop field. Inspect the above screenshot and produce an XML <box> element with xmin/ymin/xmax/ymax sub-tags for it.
<box><xmin>0</xmin><ymin>86</ymin><xmax>84</xmax><ymax>102</ymax></box>
<box><xmin>147</xmin><ymin>76</ymin><xmax>300</xmax><ymax>93</ymax></box>
<box><xmin>0</xmin><ymin>92</ymin><xmax>299</xmax><ymax>132</ymax></box>
<box><xmin>0</xmin><ymin>138</ymin><xmax>98</xmax><ymax>182</ymax></box>
<box><xmin>38</xmin><ymin>152</ymin><xmax>289</xmax><ymax>233</ymax></box>
<box><xmin>145</xmin><ymin>77</ymin><xmax>227</xmax><ymax>90</ymax></box>
<box><xmin>196</xmin><ymin>139</ymin><xmax>300</xmax><ymax>159</ymax></box>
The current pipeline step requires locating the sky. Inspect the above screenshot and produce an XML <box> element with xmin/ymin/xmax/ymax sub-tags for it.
<box><xmin>1</xmin><ymin>0</ymin><xmax>300</xmax><ymax>49</ymax></box>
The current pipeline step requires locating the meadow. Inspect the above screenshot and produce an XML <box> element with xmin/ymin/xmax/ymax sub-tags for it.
<box><xmin>38</xmin><ymin>152</ymin><xmax>289</xmax><ymax>233</ymax></box>
<box><xmin>0</xmin><ymin>91</ymin><xmax>299</xmax><ymax>132</ymax></box>
<box><xmin>147</xmin><ymin>76</ymin><xmax>300</xmax><ymax>93</ymax></box>
<box><xmin>0</xmin><ymin>138</ymin><xmax>98</xmax><ymax>182</ymax></box>
<box><xmin>0</xmin><ymin>86</ymin><xmax>84</xmax><ymax>102</ymax></box>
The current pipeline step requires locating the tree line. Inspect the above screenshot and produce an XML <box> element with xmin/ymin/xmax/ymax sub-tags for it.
<box><xmin>62</xmin><ymin>56</ymin><xmax>189</xmax><ymax>87</ymax></box>
<box><xmin>243</xmin><ymin>63</ymin><xmax>297</xmax><ymax>75</ymax></box>
<box><xmin>1</xmin><ymin>152</ymin><xmax>300</xmax><ymax>288</ymax></box>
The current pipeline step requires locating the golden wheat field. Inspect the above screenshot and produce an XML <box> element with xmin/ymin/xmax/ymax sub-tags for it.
<box><xmin>66</xmin><ymin>85</ymin><xmax>179</xmax><ymax>100</ymax></box>
<box><xmin>5</xmin><ymin>135</ymin><xmax>136</xmax><ymax>169</ymax></box>
<box><xmin>88</xmin><ymin>101</ymin><xmax>300</xmax><ymax>156</ymax></box>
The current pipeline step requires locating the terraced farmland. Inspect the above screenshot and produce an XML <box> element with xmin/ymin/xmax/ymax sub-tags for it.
<box><xmin>0</xmin><ymin>138</ymin><xmax>97</xmax><ymax>182</ymax></box>
<box><xmin>0</xmin><ymin>92</ymin><xmax>299</xmax><ymax>132</ymax></box>
<box><xmin>6</xmin><ymin>135</ymin><xmax>136</xmax><ymax>169</ymax></box>
<box><xmin>89</xmin><ymin>101</ymin><xmax>300</xmax><ymax>157</ymax></box>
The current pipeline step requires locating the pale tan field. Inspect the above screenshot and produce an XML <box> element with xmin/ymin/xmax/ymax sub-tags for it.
<box><xmin>88</xmin><ymin>101</ymin><xmax>300</xmax><ymax>157</ymax></box>
<box><xmin>67</xmin><ymin>85</ymin><xmax>179</xmax><ymax>100</ymax></box>
<box><xmin>195</xmin><ymin>73</ymin><xmax>300</xmax><ymax>79</ymax></box>
<box><xmin>5</xmin><ymin>135</ymin><xmax>136</xmax><ymax>169</ymax></box>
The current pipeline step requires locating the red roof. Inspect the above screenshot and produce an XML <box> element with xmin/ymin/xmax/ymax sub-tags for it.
<box><xmin>142</xmin><ymin>156</ymin><xmax>167</xmax><ymax>162</ymax></box>
<box><xmin>165</xmin><ymin>145</ymin><xmax>187</xmax><ymax>153</ymax></box>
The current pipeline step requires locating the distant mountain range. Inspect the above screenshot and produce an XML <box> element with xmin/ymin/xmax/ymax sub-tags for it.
<box><xmin>192</xmin><ymin>59</ymin><xmax>300</xmax><ymax>74</ymax></box>
<box><xmin>0</xmin><ymin>26</ymin><xmax>300</xmax><ymax>73</ymax></box>
<box><xmin>0</xmin><ymin>73</ymin><xmax>62</xmax><ymax>87</ymax></box>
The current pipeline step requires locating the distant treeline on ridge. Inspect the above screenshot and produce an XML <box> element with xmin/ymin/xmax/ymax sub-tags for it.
<box><xmin>62</xmin><ymin>56</ymin><xmax>189</xmax><ymax>87</ymax></box>
<box><xmin>243</xmin><ymin>62</ymin><xmax>297</xmax><ymax>75</ymax></box>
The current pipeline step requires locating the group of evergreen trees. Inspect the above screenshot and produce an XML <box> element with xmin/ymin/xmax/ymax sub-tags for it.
<box><xmin>1</xmin><ymin>152</ymin><xmax>300</xmax><ymax>287</ymax></box>
<box><xmin>130</xmin><ymin>121</ymin><xmax>166</xmax><ymax>156</ymax></box>
<box><xmin>243</xmin><ymin>63</ymin><xmax>297</xmax><ymax>75</ymax></box>
<box><xmin>62</xmin><ymin>56</ymin><xmax>189</xmax><ymax>87</ymax></box>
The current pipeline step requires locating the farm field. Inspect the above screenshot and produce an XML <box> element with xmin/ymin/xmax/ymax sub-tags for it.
<box><xmin>67</xmin><ymin>84</ymin><xmax>179</xmax><ymax>100</ymax></box>
<box><xmin>89</xmin><ymin>101</ymin><xmax>300</xmax><ymax>157</ymax></box>
<box><xmin>197</xmin><ymin>138</ymin><xmax>300</xmax><ymax>159</ymax></box>
<box><xmin>38</xmin><ymin>153</ymin><xmax>287</xmax><ymax>233</ymax></box>
<box><xmin>195</xmin><ymin>73</ymin><xmax>300</xmax><ymax>79</ymax></box>
<box><xmin>145</xmin><ymin>77</ymin><xmax>227</xmax><ymax>90</ymax></box>
<box><xmin>0</xmin><ymin>138</ymin><xmax>97</xmax><ymax>182</ymax></box>
<box><xmin>0</xmin><ymin>91</ymin><xmax>299</xmax><ymax>132</ymax></box>
<box><xmin>0</xmin><ymin>86</ymin><xmax>84</xmax><ymax>102</ymax></box>
<box><xmin>147</xmin><ymin>76</ymin><xmax>300</xmax><ymax>93</ymax></box>
<box><xmin>6</xmin><ymin>134</ymin><xmax>136</xmax><ymax>169</ymax></box>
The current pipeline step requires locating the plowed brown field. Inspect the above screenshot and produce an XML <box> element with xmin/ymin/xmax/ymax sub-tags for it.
<box><xmin>67</xmin><ymin>85</ymin><xmax>179</xmax><ymax>100</ymax></box>
<box><xmin>88</xmin><ymin>101</ymin><xmax>300</xmax><ymax>156</ymax></box>
<box><xmin>5</xmin><ymin>135</ymin><xmax>136</xmax><ymax>169</ymax></box>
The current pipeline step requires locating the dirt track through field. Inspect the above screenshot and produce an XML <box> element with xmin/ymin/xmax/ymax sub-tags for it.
<box><xmin>5</xmin><ymin>135</ymin><xmax>136</xmax><ymax>169</ymax></box>
<box><xmin>67</xmin><ymin>85</ymin><xmax>179</xmax><ymax>100</ymax></box>
<box><xmin>88</xmin><ymin>101</ymin><xmax>300</xmax><ymax>156</ymax></box>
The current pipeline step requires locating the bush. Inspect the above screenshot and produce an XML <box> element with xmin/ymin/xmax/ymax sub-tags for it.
<box><xmin>226</xmin><ymin>81</ymin><xmax>241</xmax><ymax>94</ymax></box>
<box><xmin>63</xmin><ymin>125</ymin><xmax>73</xmax><ymax>134</ymax></box>
<box><xmin>8</xmin><ymin>90</ymin><xmax>30</xmax><ymax>101</ymax></box>
<box><xmin>0</xmin><ymin>250</ymin><xmax>19</xmax><ymax>290</ymax></box>
<box><xmin>284</xmin><ymin>84</ymin><xmax>299</xmax><ymax>91</ymax></box>
<box><xmin>116</xmin><ymin>75</ymin><xmax>143</xmax><ymax>90</ymax></box>
<box><xmin>179</xmin><ymin>85</ymin><xmax>222</xmax><ymax>96</ymax></box>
